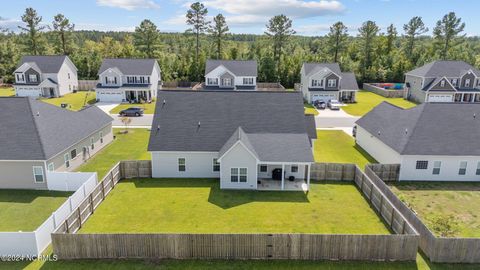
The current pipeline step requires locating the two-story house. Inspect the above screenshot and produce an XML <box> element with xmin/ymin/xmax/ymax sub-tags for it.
<box><xmin>204</xmin><ymin>60</ymin><xmax>257</xmax><ymax>90</ymax></box>
<box><xmin>300</xmin><ymin>63</ymin><xmax>358</xmax><ymax>103</ymax></box>
<box><xmin>13</xmin><ymin>55</ymin><xmax>78</xmax><ymax>98</ymax></box>
<box><xmin>95</xmin><ymin>58</ymin><xmax>162</xmax><ymax>103</ymax></box>
<box><xmin>405</xmin><ymin>60</ymin><xmax>480</xmax><ymax>103</ymax></box>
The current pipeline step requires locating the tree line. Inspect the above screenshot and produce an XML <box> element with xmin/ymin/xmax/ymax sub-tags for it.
<box><xmin>0</xmin><ymin>3</ymin><xmax>477</xmax><ymax>88</ymax></box>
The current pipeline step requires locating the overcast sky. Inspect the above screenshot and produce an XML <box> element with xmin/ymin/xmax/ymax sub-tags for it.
<box><xmin>1</xmin><ymin>0</ymin><xmax>479</xmax><ymax>36</ymax></box>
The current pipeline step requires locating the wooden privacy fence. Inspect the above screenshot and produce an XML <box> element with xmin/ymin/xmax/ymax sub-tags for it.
<box><xmin>78</xmin><ymin>80</ymin><xmax>98</xmax><ymax>91</ymax></box>
<box><xmin>366</xmin><ymin>164</ymin><xmax>400</xmax><ymax>182</ymax></box>
<box><xmin>51</xmin><ymin>161</ymin><xmax>419</xmax><ymax>261</ymax></box>
<box><xmin>363</xmin><ymin>83</ymin><xmax>405</xmax><ymax>98</ymax></box>
<box><xmin>310</xmin><ymin>163</ymin><xmax>356</xmax><ymax>181</ymax></box>
<box><xmin>365</xmin><ymin>166</ymin><xmax>480</xmax><ymax>263</ymax></box>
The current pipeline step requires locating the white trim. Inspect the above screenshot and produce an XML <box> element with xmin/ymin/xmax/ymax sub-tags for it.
<box><xmin>32</xmin><ymin>166</ymin><xmax>45</xmax><ymax>183</ymax></box>
<box><xmin>178</xmin><ymin>157</ymin><xmax>186</xmax><ymax>172</ymax></box>
<box><xmin>425</xmin><ymin>76</ymin><xmax>457</xmax><ymax>92</ymax></box>
<box><xmin>217</xmin><ymin>140</ymin><xmax>259</xmax><ymax>162</ymax></box>
<box><xmin>309</xmin><ymin>67</ymin><xmax>342</xmax><ymax>80</ymax></box>
<box><xmin>47</xmin><ymin>162</ymin><xmax>55</xmax><ymax>172</ymax></box>
<box><xmin>212</xmin><ymin>158</ymin><xmax>220</xmax><ymax>172</ymax></box>
<box><xmin>205</xmin><ymin>64</ymin><xmax>236</xmax><ymax>78</ymax></box>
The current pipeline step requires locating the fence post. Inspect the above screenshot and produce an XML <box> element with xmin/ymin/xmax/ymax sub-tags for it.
<box><xmin>89</xmin><ymin>193</ymin><xmax>94</xmax><ymax>214</ymax></box>
<box><xmin>369</xmin><ymin>183</ymin><xmax>374</xmax><ymax>200</ymax></box>
<box><xmin>110</xmin><ymin>170</ymin><xmax>115</xmax><ymax>189</ymax></box>
<box><xmin>77</xmin><ymin>207</ymin><xmax>82</xmax><ymax>229</ymax></box>
<box><xmin>137</xmin><ymin>161</ymin><xmax>140</xmax><ymax>178</ymax></box>
<box><xmin>390</xmin><ymin>209</ymin><xmax>395</xmax><ymax>229</ymax></box>
<box><xmin>101</xmin><ymin>181</ymin><xmax>106</xmax><ymax>200</ymax></box>
<box><xmin>65</xmin><ymin>219</ymin><xmax>69</xmax><ymax>233</ymax></box>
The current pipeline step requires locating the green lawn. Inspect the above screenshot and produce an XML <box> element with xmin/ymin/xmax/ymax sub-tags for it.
<box><xmin>0</xmin><ymin>189</ymin><xmax>71</xmax><ymax>231</ymax></box>
<box><xmin>0</xmin><ymin>87</ymin><xmax>15</xmax><ymax>97</ymax></box>
<box><xmin>314</xmin><ymin>130</ymin><xmax>377</xmax><ymax>169</ymax></box>
<box><xmin>342</xmin><ymin>90</ymin><xmax>417</xmax><ymax>116</ymax></box>
<box><xmin>76</xmin><ymin>128</ymin><xmax>150</xmax><ymax>179</ymax></box>
<box><xmin>304</xmin><ymin>103</ymin><xmax>319</xmax><ymax>116</ymax></box>
<box><xmin>80</xmin><ymin>178</ymin><xmax>388</xmax><ymax>234</ymax></box>
<box><xmin>41</xmin><ymin>91</ymin><xmax>96</xmax><ymax>111</ymax></box>
<box><xmin>390</xmin><ymin>182</ymin><xmax>480</xmax><ymax>238</ymax></box>
<box><xmin>110</xmin><ymin>101</ymin><xmax>156</xmax><ymax>114</ymax></box>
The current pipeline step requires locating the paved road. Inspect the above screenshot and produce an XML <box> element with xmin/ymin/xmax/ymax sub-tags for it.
<box><xmin>111</xmin><ymin>114</ymin><xmax>153</xmax><ymax>127</ymax></box>
<box><xmin>315</xmin><ymin>116</ymin><xmax>359</xmax><ymax>128</ymax></box>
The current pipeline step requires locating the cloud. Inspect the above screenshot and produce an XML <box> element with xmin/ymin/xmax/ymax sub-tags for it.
<box><xmin>203</xmin><ymin>0</ymin><xmax>345</xmax><ymax>19</ymax></box>
<box><xmin>0</xmin><ymin>17</ymin><xmax>22</xmax><ymax>31</ymax></box>
<box><xmin>76</xmin><ymin>23</ymin><xmax>136</xmax><ymax>32</ymax></box>
<box><xmin>96</xmin><ymin>0</ymin><xmax>159</xmax><ymax>10</ymax></box>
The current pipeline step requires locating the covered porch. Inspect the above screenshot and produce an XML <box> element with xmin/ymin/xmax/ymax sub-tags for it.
<box><xmin>454</xmin><ymin>92</ymin><xmax>480</xmax><ymax>103</ymax></box>
<box><xmin>340</xmin><ymin>90</ymin><xmax>356</xmax><ymax>103</ymax></box>
<box><xmin>125</xmin><ymin>89</ymin><xmax>153</xmax><ymax>103</ymax></box>
<box><xmin>256</xmin><ymin>163</ymin><xmax>311</xmax><ymax>191</ymax></box>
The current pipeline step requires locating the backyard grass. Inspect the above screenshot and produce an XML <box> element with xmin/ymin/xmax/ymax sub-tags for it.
<box><xmin>40</xmin><ymin>91</ymin><xmax>96</xmax><ymax>111</ymax></box>
<box><xmin>304</xmin><ymin>103</ymin><xmax>319</xmax><ymax>116</ymax></box>
<box><xmin>0</xmin><ymin>189</ymin><xmax>71</xmax><ymax>231</ymax></box>
<box><xmin>0</xmin><ymin>87</ymin><xmax>15</xmax><ymax>97</ymax></box>
<box><xmin>390</xmin><ymin>182</ymin><xmax>480</xmax><ymax>238</ymax></box>
<box><xmin>342</xmin><ymin>90</ymin><xmax>417</xmax><ymax>116</ymax></box>
<box><xmin>110</xmin><ymin>100</ymin><xmax>156</xmax><ymax>114</ymax></box>
<box><xmin>80</xmin><ymin>178</ymin><xmax>389</xmax><ymax>234</ymax></box>
<box><xmin>314</xmin><ymin>130</ymin><xmax>377</xmax><ymax>169</ymax></box>
<box><xmin>76</xmin><ymin>128</ymin><xmax>150</xmax><ymax>179</ymax></box>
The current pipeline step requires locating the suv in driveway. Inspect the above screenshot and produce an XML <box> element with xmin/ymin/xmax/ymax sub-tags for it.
<box><xmin>119</xmin><ymin>107</ymin><xmax>144</xmax><ymax>117</ymax></box>
<box><xmin>327</xmin><ymin>99</ymin><xmax>341</xmax><ymax>110</ymax></box>
<box><xmin>313</xmin><ymin>100</ymin><xmax>327</xmax><ymax>110</ymax></box>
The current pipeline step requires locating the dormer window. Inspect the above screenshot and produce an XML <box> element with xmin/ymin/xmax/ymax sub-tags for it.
<box><xmin>312</xmin><ymin>80</ymin><xmax>321</xmax><ymax>87</ymax></box>
<box><xmin>106</xmin><ymin>76</ymin><xmax>117</xmax><ymax>84</ymax></box>
<box><xmin>452</xmin><ymin>78</ymin><xmax>458</xmax><ymax>86</ymax></box>
<box><xmin>440</xmin><ymin>80</ymin><xmax>445</xmax><ymax>87</ymax></box>
<box><xmin>465</xmin><ymin>79</ymin><xmax>471</xmax><ymax>87</ymax></box>
<box><xmin>328</xmin><ymin>79</ymin><xmax>336</xmax><ymax>87</ymax></box>
<box><xmin>29</xmin><ymin>74</ymin><xmax>37</xmax><ymax>83</ymax></box>
<box><xmin>16</xmin><ymin>74</ymin><xmax>25</xmax><ymax>82</ymax></box>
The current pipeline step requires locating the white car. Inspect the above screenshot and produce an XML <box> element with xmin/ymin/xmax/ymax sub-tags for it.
<box><xmin>327</xmin><ymin>99</ymin><xmax>341</xmax><ymax>110</ymax></box>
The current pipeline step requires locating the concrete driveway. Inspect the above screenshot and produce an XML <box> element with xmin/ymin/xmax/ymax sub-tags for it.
<box><xmin>95</xmin><ymin>102</ymin><xmax>120</xmax><ymax>114</ymax></box>
<box><xmin>111</xmin><ymin>114</ymin><xmax>153</xmax><ymax>128</ymax></box>
<box><xmin>315</xmin><ymin>108</ymin><xmax>359</xmax><ymax>128</ymax></box>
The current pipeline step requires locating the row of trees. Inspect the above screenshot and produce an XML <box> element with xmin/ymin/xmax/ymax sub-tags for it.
<box><xmin>0</xmin><ymin>4</ymin><xmax>477</xmax><ymax>88</ymax></box>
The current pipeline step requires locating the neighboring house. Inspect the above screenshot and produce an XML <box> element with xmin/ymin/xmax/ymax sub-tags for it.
<box><xmin>300</xmin><ymin>63</ymin><xmax>358</xmax><ymax>103</ymax></box>
<box><xmin>405</xmin><ymin>60</ymin><xmax>480</xmax><ymax>103</ymax></box>
<box><xmin>355</xmin><ymin>102</ymin><xmax>480</xmax><ymax>181</ymax></box>
<box><xmin>95</xmin><ymin>58</ymin><xmax>162</xmax><ymax>102</ymax></box>
<box><xmin>13</xmin><ymin>55</ymin><xmax>78</xmax><ymax>98</ymax></box>
<box><xmin>148</xmin><ymin>90</ymin><xmax>316</xmax><ymax>190</ymax></box>
<box><xmin>204</xmin><ymin>60</ymin><xmax>257</xmax><ymax>90</ymax></box>
<box><xmin>0</xmin><ymin>97</ymin><xmax>113</xmax><ymax>190</ymax></box>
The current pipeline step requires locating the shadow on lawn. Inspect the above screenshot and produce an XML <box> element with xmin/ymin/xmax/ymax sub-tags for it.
<box><xmin>130</xmin><ymin>178</ymin><xmax>309</xmax><ymax>209</ymax></box>
<box><xmin>0</xmin><ymin>189</ymin><xmax>71</xmax><ymax>203</ymax></box>
<box><xmin>353</xmin><ymin>144</ymin><xmax>378</xmax><ymax>164</ymax></box>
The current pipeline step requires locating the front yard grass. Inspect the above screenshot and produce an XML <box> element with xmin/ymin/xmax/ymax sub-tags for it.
<box><xmin>76</xmin><ymin>128</ymin><xmax>150</xmax><ymax>179</ymax></box>
<box><xmin>342</xmin><ymin>90</ymin><xmax>417</xmax><ymax>116</ymax></box>
<box><xmin>0</xmin><ymin>87</ymin><xmax>15</xmax><ymax>97</ymax></box>
<box><xmin>304</xmin><ymin>103</ymin><xmax>319</xmax><ymax>116</ymax></box>
<box><xmin>41</xmin><ymin>91</ymin><xmax>96</xmax><ymax>111</ymax></box>
<box><xmin>390</xmin><ymin>182</ymin><xmax>480</xmax><ymax>238</ymax></box>
<box><xmin>110</xmin><ymin>101</ymin><xmax>156</xmax><ymax>114</ymax></box>
<box><xmin>0</xmin><ymin>189</ymin><xmax>71</xmax><ymax>231</ymax></box>
<box><xmin>80</xmin><ymin>178</ymin><xmax>389</xmax><ymax>234</ymax></box>
<box><xmin>314</xmin><ymin>130</ymin><xmax>377</xmax><ymax>169</ymax></box>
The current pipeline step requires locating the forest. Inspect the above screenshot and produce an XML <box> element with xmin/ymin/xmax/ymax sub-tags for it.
<box><xmin>0</xmin><ymin>4</ymin><xmax>478</xmax><ymax>88</ymax></box>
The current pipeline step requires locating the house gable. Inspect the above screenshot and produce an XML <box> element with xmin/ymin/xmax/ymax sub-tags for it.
<box><xmin>427</xmin><ymin>77</ymin><xmax>456</xmax><ymax>92</ymax></box>
<box><xmin>460</xmin><ymin>71</ymin><xmax>477</xmax><ymax>88</ymax></box>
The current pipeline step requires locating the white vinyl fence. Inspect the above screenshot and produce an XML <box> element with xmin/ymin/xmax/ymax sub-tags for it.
<box><xmin>47</xmin><ymin>172</ymin><xmax>97</xmax><ymax>191</ymax></box>
<box><xmin>0</xmin><ymin>173</ymin><xmax>98</xmax><ymax>257</ymax></box>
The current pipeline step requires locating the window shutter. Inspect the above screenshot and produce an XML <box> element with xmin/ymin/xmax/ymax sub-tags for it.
<box><xmin>105</xmin><ymin>77</ymin><xmax>108</xmax><ymax>84</ymax></box>
<box><xmin>114</xmin><ymin>77</ymin><xmax>117</xmax><ymax>84</ymax></box>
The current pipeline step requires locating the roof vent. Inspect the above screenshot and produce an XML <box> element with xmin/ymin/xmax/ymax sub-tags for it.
<box><xmin>163</xmin><ymin>99</ymin><xmax>166</xmax><ymax>105</ymax></box>
<box><xmin>36</xmin><ymin>111</ymin><xmax>40</xmax><ymax>116</ymax></box>
<box><xmin>405</xmin><ymin>128</ymin><xmax>408</xmax><ymax>135</ymax></box>
<box><xmin>198</xmin><ymin>121</ymin><xmax>201</xmax><ymax>127</ymax></box>
<box><xmin>377</xmin><ymin>131</ymin><xmax>381</xmax><ymax>136</ymax></box>
<box><xmin>474</xmin><ymin>113</ymin><xmax>477</xmax><ymax>119</ymax></box>
<box><xmin>157</xmin><ymin>125</ymin><xmax>160</xmax><ymax>131</ymax></box>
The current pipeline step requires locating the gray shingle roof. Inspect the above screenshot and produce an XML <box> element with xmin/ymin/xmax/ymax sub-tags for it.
<box><xmin>340</xmin><ymin>72</ymin><xmax>359</xmax><ymax>90</ymax></box>
<box><xmin>406</xmin><ymin>60</ymin><xmax>480</xmax><ymax>78</ymax></box>
<box><xmin>302</xmin><ymin>63</ymin><xmax>342</xmax><ymax>77</ymax></box>
<box><xmin>205</xmin><ymin>60</ymin><xmax>257</xmax><ymax>77</ymax></box>
<box><xmin>0</xmin><ymin>97</ymin><xmax>113</xmax><ymax>160</ymax></box>
<box><xmin>356</xmin><ymin>102</ymin><xmax>480</xmax><ymax>156</ymax></box>
<box><xmin>148</xmin><ymin>91</ymin><xmax>314</xmax><ymax>160</ymax></box>
<box><xmin>18</xmin><ymin>55</ymin><xmax>69</xmax><ymax>73</ymax></box>
<box><xmin>98</xmin><ymin>58</ymin><xmax>157</xmax><ymax>75</ymax></box>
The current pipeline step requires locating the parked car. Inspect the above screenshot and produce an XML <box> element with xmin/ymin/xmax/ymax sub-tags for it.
<box><xmin>119</xmin><ymin>107</ymin><xmax>144</xmax><ymax>117</ymax></box>
<box><xmin>327</xmin><ymin>99</ymin><xmax>341</xmax><ymax>110</ymax></box>
<box><xmin>313</xmin><ymin>100</ymin><xmax>327</xmax><ymax>110</ymax></box>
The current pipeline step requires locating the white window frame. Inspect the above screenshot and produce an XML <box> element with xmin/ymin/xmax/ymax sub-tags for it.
<box><xmin>312</xmin><ymin>80</ymin><xmax>320</xmax><ymax>87</ymax></box>
<box><xmin>33</xmin><ymin>166</ymin><xmax>45</xmax><ymax>183</ymax></box>
<box><xmin>64</xmin><ymin>153</ymin><xmax>71</xmax><ymax>168</ymax></box>
<box><xmin>291</xmin><ymin>165</ymin><xmax>298</xmax><ymax>173</ymax></box>
<box><xmin>459</xmin><ymin>161</ymin><xmax>468</xmax><ymax>175</ymax></box>
<box><xmin>29</xmin><ymin>74</ymin><xmax>37</xmax><ymax>82</ymax></box>
<box><xmin>47</xmin><ymin>163</ymin><xmax>55</xmax><ymax>172</ymax></box>
<box><xmin>440</xmin><ymin>80</ymin><xmax>446</xmax><ymax>87</ymax></box>
<box><xmin>465</xmin><ymin>79</ymin><xmax>471</xmax><ymax>87</ymax></box>
<box><xmin>100</xmin><ymin>131</ymin><xmax>104</xmax><ymax>144</ymax></box>
<box><xmin>178</xmin><ymin>158</ymin><xmax>186</xmax><ymax>172</ymax></box>
<box><xmin>432</xmin><ymin>161</ymin><xmax>441</xmax><ymax>175</ymax></box>
<box><xmin>243</xmin><ymin>77</ymin><xmax>254</xmax><ymax>85</ymax></box>
<box><xmin>230</xmin><ymin>167</ymin><xmax>247</xmax><ymax>183</ymax></box>
<box><xmin>328</xmin><ymin>79</ymin><xmax>336</xmax><ymax>87</ymax></box>
<box><xmin>452</xmin><ymin>78</ymin><xmax>458</xmax><ymax>86</ymax></box>
<box><xmin>476</xmin><ymin>162</ymin><xmax>480</xmax><ymax>175</ymax></box>
<box><xmin>106</xmin><ymin>76</ymin><xmax>116</xmax><ymax>84</ymax></box>
<box><xmin>212</xmin><ymin>158</ymin><xmax>220</xmax><ymax>172</ymax></box>
<box><xmin>222</xmin><ymin>78</ymin><xmax>232</xmax><ymax>86</ymax></box>
<box><xmin>260</xmin><ymin>164</ymin><xmax>267</xmax><ymax>173</ymax></box>
<box><xmin>207</xmin><ymin>78</ymin><xmax>218</xmax><ymax>85</ymax></box>
<box><xmin>90</xmin><ymin>137</ymin><xmax>95</xmax><ymax>150</ymax></box>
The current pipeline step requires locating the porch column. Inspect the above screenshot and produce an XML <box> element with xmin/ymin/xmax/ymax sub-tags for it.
<box><xmin>281</xmin><ymin>163</ymin><xmax>285</xmax><ymax>190</ymax></box>
<box><xmin>306</xmin><ymin>164</ymin><xmax>311</xmax><ymax>191</ymax></box>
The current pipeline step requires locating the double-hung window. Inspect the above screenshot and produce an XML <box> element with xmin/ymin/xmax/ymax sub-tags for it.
<box><xmin>476</xmin><ymin>162</ymin><xmax>480</xmax><ymax>175</ymax></box>
<box><xmin>222</xmin><ymin>78</ymin><xmax>232</xmax><ymax>86</ymax></box>
<box><xmin>432</xmin><ymin>161</ymin><xmax>441</xmax><ymax>175</ymax></box>
<box><xmin>291</xmin><ymin>165</ymin><xmax>298</xmax><ymax>173</ymax></box>
<box><xmin>213</xmin><ymin>158</ymin><xmax>220</xmax><ymax>172</ymax></box>
<box><xmin>231</xmin><ymin>168</ymin><xmax>247</xmax><ymax>182</ymax></box>
<box><xmin>178</xmin><ymin>158</ymin><xmax>186</xmax><ymax>172</ymax></box>
<box><xmin>260</xmin><ymin>165</ymin><xmax>267</xmax><ymax>172</ymax></box>
<box><xmin>328</xmin><ymin>79</ymin><xmax>336</xmax><ymax>87</ymax></box>
<box><xmin>29</xmin><ymin>74</ymin><xmax>37</xmax><ymax>82</ymax></box>
<box><xmin>465</xmin><ymin>79</ymin><xmax>471</xmax><ymax>87</ymax></box>
<box><xmin>47</xmin><ymin>163</ymin><xmax>55</xmax><ymax>172</ymax></box>
<box><xmin>71</xmin><ymin>149</ymin><xmax>77</xmax><ymax>159</ymax></box>
<box><xmin>64</xmin><ymin>153</ymin><xmax>71</xmax><ymax>168</ymax></box>
<box><xmin>91</xmin><ymin>137</ymin><xmax>95</xmax><ymax>150</ymax></box>
<box><xmin>100</xmin><ymin>131</ymin><xmax>104</xmax><ymax>144</ymax></box>
<box><xmin>452</xmin><ymin>79</ymin><xmax>458</xmax><ymax>86</ymax></box>
<box><xmin>243</xmin><ymin>78</ymin><xmax>254</xmax><ymax>85</ymax></box>
<box><xmin>33</xmin><ymin>166</ymin><xmax>45</xmax><ymax>183</ymax></box>
<box><xmin>459</xmin><ymin>161</ymin><xmax>467</xmax><ymax>175</ymax></box>
<box><xmin>416</xmin><ymin>160</ymin><xmax>428</xmax><ymax>170</ymax></box>
<box><xmin>312</xmin><ymin>80</ymin><xmax>320</xmax><ymax>87</ymax></box>
<box><xmin>106</xmin><ymin>76</ymin><xmax>116</xmax><ymax>84</ymax></box>
<box><xmin>440</xmin><ymin>80</ymin><xmax>446</xmax><ymax>87</ymax></box>
<box><xmin>207</xmin><ymin>78</ymin><xmax>218</xmax><ymax>85</ymax></box>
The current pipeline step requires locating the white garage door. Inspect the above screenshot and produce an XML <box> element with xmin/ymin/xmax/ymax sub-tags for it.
<box><xmin>96</xmin><ymin>90</ymin><xmax>125</xmax><ymax>102</ymax></box>
<box><xmin>312</xmin><ymin>93</ymin><xmax>337</xmax><ymax>102</ymax></box>
<box><xmin>15</xmin><ymin>87</ymin><xmax>42</xmax><ymax>97</ymax></box>
<box><xmin>428</xmin><ymin>94</ymin><xmax>453</xmax><ymax>102</ymax></box>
